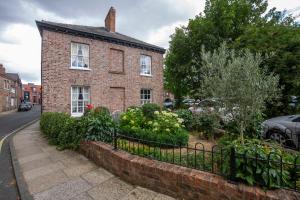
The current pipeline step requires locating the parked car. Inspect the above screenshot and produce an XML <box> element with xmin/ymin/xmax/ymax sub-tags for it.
<box><xmin>261</xmin><ymin>115</ymin><xmax>300</xmax><ymax>149</ymax></box>
<box><xmin>183</xmin><ymin>99</ymin><xmax>198</xmax><ymax>106</ymax></box>
<box><xmin>25</xmin><ymin>102</ymin><xmax>33</xmax><ymax>110</ymax></box>
<box><xmin>163</xmin><ymin>98</ymin><xmax>174</xmax><ymax>109</ymax></box>
<box><xmin>18</xmin><ymin>103</ymin><xmax>30</xmax><ymax>111</ymax></box>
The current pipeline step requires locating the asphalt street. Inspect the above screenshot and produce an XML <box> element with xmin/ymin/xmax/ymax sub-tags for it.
<box><xmin>0</xmin><ymin>105</ymin><xmax>41</xmax><ymax>200</ymax></box>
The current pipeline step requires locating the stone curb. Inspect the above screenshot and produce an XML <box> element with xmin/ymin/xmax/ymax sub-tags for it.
<box><xmin>9</xmin><ymin>119</ymin><xmax>40</xmax><ymax>200</ymax></box>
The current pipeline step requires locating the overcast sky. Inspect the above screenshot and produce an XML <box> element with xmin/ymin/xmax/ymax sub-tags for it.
<box><xmin>0</xmin><ymin>0</ymin><xmax>299</xmax><ymax>84</ymax></box>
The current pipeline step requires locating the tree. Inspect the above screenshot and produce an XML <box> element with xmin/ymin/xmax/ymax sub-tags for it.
<box><xmin>164</xmin><ymin>0</ymin><xmax>298</xmax><ymax>116</ymax></box>
<box><xmin>164</xmin><ymin>28</ymin><xmax>191</xmax><ymax>106</ymax></box>
<box><xmin>199</xmin><ymin>44</ymin><xmax>280</xmax><ymax>142</ymax></box>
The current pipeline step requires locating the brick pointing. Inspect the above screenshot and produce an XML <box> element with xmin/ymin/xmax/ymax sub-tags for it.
<box><xmin>41</xmin><ymin>30</ymin><xmax>164</xmax><ymax>113</ymax></box>
<box><xmin>80</xmin><ymin>141</ymin><xmax>300</xmax><ymax>200</ymax></box>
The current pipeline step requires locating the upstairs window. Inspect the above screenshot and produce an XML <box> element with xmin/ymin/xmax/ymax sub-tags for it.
<box><xmin>71</xmin><ymin>86</ymin><xmax>90</xmax><ymax>117</ymax></box>
<box><xmin>140</xmin><ymin>89</ymin><xmax>151</xmax><ymax>105</ymax></box>
<box><xmin>71</xmin><ymin>43</ymin><xmax>89</xmax><ymax>69</ymax></box>
<box><xmin>140</xmin><ymin>55</ymin><xmax>151</xmax><ymax>76</ymax></box>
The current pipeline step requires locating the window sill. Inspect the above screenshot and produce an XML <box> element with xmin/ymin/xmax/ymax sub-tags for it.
<box><xmin>71</xmin><ymin>113</ymin><xmax>83</xmax><ymax>117</ymax></box>
<box><xmin>69</xmin><ymin>67</ymin><xmax>91</xmax><ymax>71</ymax></box>
<box><xmin>109</xmin><ymin>71</ymin><xmax>125</xmax><ymax>75</ymax></box>
<box><xmin>140</xmin><ymin>74</ymin><xmax>152</xmax><ymax>77</ymax></box>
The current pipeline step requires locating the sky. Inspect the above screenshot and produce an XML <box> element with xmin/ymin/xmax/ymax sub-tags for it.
<box><xmin>0</xmin><ymin>0</ymin><xmax>299</xmax><ymax>85</ymax></box>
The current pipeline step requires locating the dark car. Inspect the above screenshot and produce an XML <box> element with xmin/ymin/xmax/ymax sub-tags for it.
<box><xmin>163</xmin><ymin>98</ymin><xmax>174</xmax><ymax>109</ymax></box>
<box><xmin>261</xmin><ymin>115</ymin><xmax>300</xmax><ymax>149</ymax></box>
<box><xmin>18</xmin><ymin>103</ymin><xmax>30</xmax><ymax>111</ymax></box>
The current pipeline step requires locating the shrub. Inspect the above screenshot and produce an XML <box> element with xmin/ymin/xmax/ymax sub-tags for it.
<box><xmin>40</xmin><ymin>112</ymin><xmax>70</xmax><ymax>145</ymax></box>
<box><xmin>222</xmin><ymin>138</ymin><xmax>299</xmax><ymax>188</ymax></box>
<box><xmin>83</xmin><ymin>109</ymin><xmax>116</xmax><ymax>143</ymax></box>
<box><xmin>141</xmin><ymin>103</ymin><xmax>161</xmax><ymax>120</ymax></box>
<box><xmin>40</xmin><ymin>112</ymin><xmax>83</xmax><ymax>149</ymax></box>
<box><xmin>120</xmin><ymin>109</ymin><xmax>188</xmax><ymax>146</ymax></box>
<box><xmin>57</xmin><ymin>117</ymin><xmax>84</xmax><ymax>150</ymax></box>
<box><xmin>94</xmin><ymin>106</ymin><xmax>110</xmax><ymax>115</ymax></box>
<box><xmin>191</xmin><ymin>112</ymin><xmax>220</xmax><ymax>139</ymax></box>
<box><xmin>175</xmin><ymin>109</ymin><xmax>193</xmax><ymax>130</ymax></box>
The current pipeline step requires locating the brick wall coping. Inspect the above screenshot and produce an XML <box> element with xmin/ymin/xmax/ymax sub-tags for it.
<box><xmin>79</xmin><ymin>141</ymin><xmax>300</xmax><ymax>200</ymax></box>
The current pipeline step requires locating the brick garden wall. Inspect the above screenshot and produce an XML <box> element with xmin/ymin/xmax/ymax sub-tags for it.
<box><xmin>80</xmin><ymin>141</ymin><xmax>300</xmax><ymax>200</ymax></box>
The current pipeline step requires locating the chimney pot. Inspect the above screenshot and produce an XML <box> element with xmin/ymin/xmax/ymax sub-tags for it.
<box><xmin>105</xmin><ymin>7</ymin><xmax>116</xmax><ymax>32</ymax></box>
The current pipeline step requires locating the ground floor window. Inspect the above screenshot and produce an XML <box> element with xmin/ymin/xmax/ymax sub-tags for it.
<box><xmin>140</xmin><ymin>89</ymin><xmax>151</xmax><ymax>105</ymax></box>
<box><xmin>71</xmin><ymin>86</ymin><xmax>90</xmax><ymax>117</ymax></box>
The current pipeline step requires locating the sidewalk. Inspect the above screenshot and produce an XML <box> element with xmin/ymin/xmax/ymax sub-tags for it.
<box><xmin>12</xmin><ymin>122</ymin><xmax>175</xmax><ymax>200</ymax></box>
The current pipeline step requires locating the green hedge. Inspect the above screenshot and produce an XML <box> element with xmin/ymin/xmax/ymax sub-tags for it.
<box><xmin>40</xmin><ymin>109</ymin><xmax>116</xmax><ymax>150</ymax></box>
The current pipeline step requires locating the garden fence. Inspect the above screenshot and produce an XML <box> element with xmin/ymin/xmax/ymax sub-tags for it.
<box><xmin>95</xmin><ymin>130</ymin><xmax>300</xmax><ymax>192</ymax></box>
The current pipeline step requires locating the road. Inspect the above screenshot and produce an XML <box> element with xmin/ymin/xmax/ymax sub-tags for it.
<box><xmin>0</xmin><ymin>105</ymin><xmax>41</xmax><ymax>200</ymax></box>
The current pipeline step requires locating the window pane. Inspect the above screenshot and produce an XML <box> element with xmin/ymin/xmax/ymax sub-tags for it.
<box><xmin>82</xmin><ymin>45</ymin><xmax>89</xmax><ymax>57</ymax></box>
<box><xmin>71</xmin><ymin>43</ymin><xmax>77</xmax><ymax>55</ymax></box>
<box><xmin>83</xmin><ymin>57</ymin><xmax>89</xmax><ymax>68</ymax></box>
<box><xmin>77</xmin><ymin>45</ymin><xmax>83</xmax><ymax>56</ymax></box>
<box><xmin>72</xmin><ymin>101</ymin><xmax>77</xmax><ymax>112</ymax></box>
<box><xmin>72</xmin><ymin>56</ymin><xmax>78</xmax><ymax>67</ymax></box>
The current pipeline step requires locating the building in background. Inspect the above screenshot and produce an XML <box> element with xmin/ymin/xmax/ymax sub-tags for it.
<box><xmin>23</xmin><ymin>83</ymin><xmax>41</xmax><ymax>104</ymax></box>
<box><xmin>0</xmin><ymin>64</ymin><xmax>22</xmax><ymax>112</ymax></box>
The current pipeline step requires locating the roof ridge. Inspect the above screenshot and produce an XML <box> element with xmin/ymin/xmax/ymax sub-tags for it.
<box><xmin>36</xmin><ymin>20</ymin><xmax>165</xmax><ymax>54</ymax></box>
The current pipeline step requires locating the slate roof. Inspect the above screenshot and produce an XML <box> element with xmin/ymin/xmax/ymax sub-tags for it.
<box><xmin>6</xmin><ymin>73</ymin><xmax>21</xmax><ymax>82</ymax></box>
<box><xmin>36</xmin><ymin>20</ymin><xmax>165</xmax><ymax>54</ymax></box>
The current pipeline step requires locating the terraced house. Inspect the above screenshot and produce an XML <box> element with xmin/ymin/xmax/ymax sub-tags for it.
<box><xmin>36</xmin><ymin>7</ymin><xmax>165</xmax><ymax>117</ymax></box>
<box><xmin>0</xmin><ymin>64</ymin><xmax>22</xmax><ymax>112</ymax></box>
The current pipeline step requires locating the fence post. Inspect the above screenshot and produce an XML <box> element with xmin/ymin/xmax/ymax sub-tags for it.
<box><xmin>229</xmin><ymin>147</ymin><xmax>236</xmax><ymax>182</ymax></box>
<box><xmin>113</xmin><ymin>129</ymin><xmax>117</xmax><ymax>150</ymax></box>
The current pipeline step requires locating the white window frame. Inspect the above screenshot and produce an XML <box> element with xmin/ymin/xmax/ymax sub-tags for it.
<box><xmin>70</xmin><ymin>43</ymin><xmax>90</xmax><ymax>70</ymax></box>
<box><xmin>71</xmin><ymin>86</ymin><xmax>90</xmax><ymax>117</ymax></box>
<box><xmin>140</xmin><ymin>55</ymin><xmax>152</xmax><ymax>76</ymax></box>
<box><xmin>140</xmin><ymin>89</ymin><xmax>152</xmax><ymax>105</ymax></box>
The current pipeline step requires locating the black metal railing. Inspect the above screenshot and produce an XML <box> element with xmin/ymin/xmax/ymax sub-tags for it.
<box><xmin>95</xmin><ymin>130</ymin><xmax>300</xmax><ymax>192</ymax></box>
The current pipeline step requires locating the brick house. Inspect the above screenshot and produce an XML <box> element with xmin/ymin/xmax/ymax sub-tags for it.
<box><xmin>23</xmin><ymin>83</ymin><xmax>41</xmax><ymax>104</ymax></box>
<box><xmin>0</xmin><ymin>64</ymin><xmax>22</xmax><ymax>112</ymax></box>
<box><xmin>36</xmin><ymin>7</ymin><xmax>165</xmax><ymax>117</ymax></box>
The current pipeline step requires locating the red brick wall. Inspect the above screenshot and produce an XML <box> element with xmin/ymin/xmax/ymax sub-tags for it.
<box><xmin>41</xmin><ymin>30</ymin><xmax>164</xmax><ymax>114</ymax></box>
<box><xmin>80</xmin><ymin>141</ymin><xmax>300</xmax><ymax>200</ymax></box>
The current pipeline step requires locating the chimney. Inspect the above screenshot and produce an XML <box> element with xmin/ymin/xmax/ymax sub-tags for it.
<box><xmin>0</xmin><ymin>64</ymin><xmax>5</xmax><ymax>75</ymax></box>
<box><xmin>105</xmin><ymin>7</ymin><xmax>116</xmax><ymax>32</ymax></box>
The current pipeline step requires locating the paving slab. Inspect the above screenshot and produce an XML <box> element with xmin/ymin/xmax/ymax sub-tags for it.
<box><xmin>12</xmin><ymin>121</ymin><xmax>176</xmax><ymax>200</ymax></box>
<box><xmin>121</xmin><ymin>187</ymin><xmax>159</xmax><ymax>200</ymax></box>
<box><xmin>88</xmin><ymin>177</ymin><xmax>135</xmax><ymax>200</ymax></box>
<box><xmin>82</xmin><ymin>168</ymin><xmax>114</xmax><ymax>186</ymax></box>
<box><xmin>33</xmin><ymin>177</ymin><xmax>91</xmax><ymax>200</ymax></box>
<box><xmin>27</xmin><ymin>171</ymin><xmax>69</xmax><ymax>194</ymax></box>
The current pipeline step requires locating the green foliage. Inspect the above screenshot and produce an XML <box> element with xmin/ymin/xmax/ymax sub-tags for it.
<box><xmin>94</xmin><ymin>106</ymin><xmax>110</xmax><ymax>115</ymax></box>
<box><xmin>120</xmin><ymin>108</ymin><xmax>189</xmax><ymax>146</ymax></box>
<box><xmin>40</xmin><ymin>112</ymin><xmax>83</xmax><ymax>150</ymax></box>
<box><xmin>82</xmin><ymin>109</ymin><xmax>116</xmax><ymax>143</ymax></box>
<box><xmin>164</xmin><ymin>0</ymin><xmax>298</xmax><ymax>116</ymax></box>
<box><xmin>141</xmin><ymin>103</ymin><xmax>161</xmax><ymax>120</ymax></box>
<box><xmin>40</xmin><ymin>112</ymin><xmax>70</xmax><ymax>145</ymax></box>
<box><xmin>175</xmin><ymin>109</ymin><xmax>193</xmax><ymax>131</ymax></box>
<box><xmin>191</xmin><ymin>112</ymin><xmax>221</xmax><ymax>139</ymax></box>
<box><xmin>200</xmin><ymin>44</ymin><xmax>280</xmax><ymax>140</ymax></box>
<box><xmin>222</xmin><ymin>139</ymin><xmax>300</xmax><ymax>189</ymax></box>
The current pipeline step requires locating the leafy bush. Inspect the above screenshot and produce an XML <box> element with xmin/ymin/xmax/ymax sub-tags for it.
<box><xmin>141</xmin><ymin>103</ymin><xmax>161</xmax><ymax>120</ymax></box>
<box><xmin>175</xmin><ymin>109</ymin><xmax>193</xmax><ymax>130</ymax></box>
<box><xmin>82</xmin><ymin>109</ymin><xmax>117</xmax><ymax>142</ymax></box>
<box><xmin>57</xmin><ymin>117</ymin><xmax>84</xmax><ymax>150</ymax></box>
<box><xmin>94</xmin><ymin>106</ymin><xmax>110</xmax><ymax>115</ymax></box>
<box><xmin>40</xmin><ymin>112</ymin><xmax>83</xmax><ymax>150</ymax></box>
<box><xmin>191</xmin><ymin>112</ymin><xmax>220</xmax><ymax>139</ymax></box>
<box><xmin>120</xmin><ymin>108</ymin><xmax>188</xmax><ymax>146</ymax></box>
<box><xmin>222</xmin><ymin>138</ymin><xmax>299</xmax><ymax>188</ymax></box>
<box><xmin>40</xmin><ymin>112</ymin><xmax>70</xmax><ymax>145</ymax></box>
